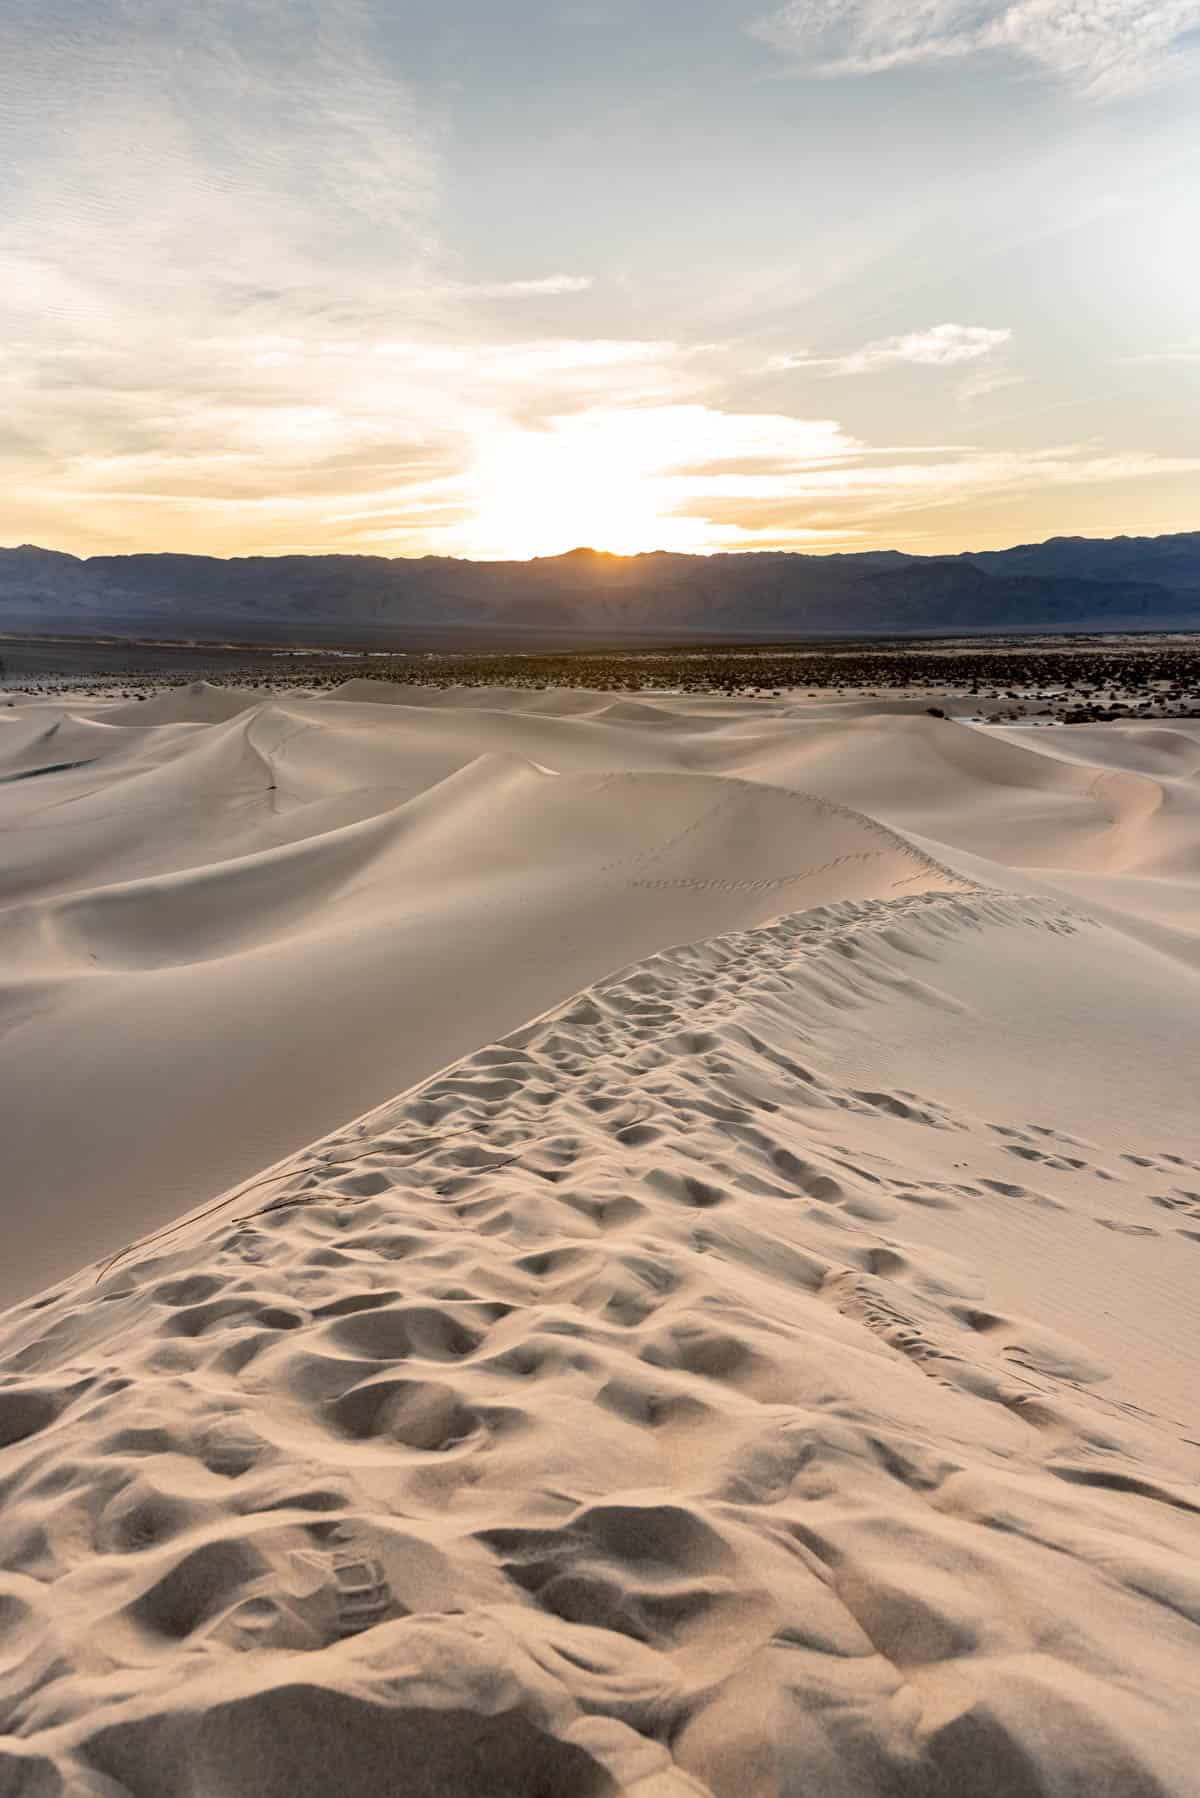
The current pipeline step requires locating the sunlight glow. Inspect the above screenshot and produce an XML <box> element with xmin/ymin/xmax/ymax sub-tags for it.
<box><xmin>450</xmin><ymin>406</ymin><xmax>856</xmax><ymax>559</ymax></box>
<box><xmin>453</xmin><ymin>418</ymin><xmax>703</xmax><ymax>559</ymax></box>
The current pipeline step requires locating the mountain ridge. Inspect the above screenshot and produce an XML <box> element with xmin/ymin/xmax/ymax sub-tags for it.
<box><xmin>3</xmin><ymin>531</ymin><xmax>1199</xmax><ymax>646</ymax></box>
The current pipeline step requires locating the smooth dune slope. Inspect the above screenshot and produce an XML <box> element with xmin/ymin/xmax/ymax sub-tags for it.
<box><xmin>1</xmin><ymin>679</ymin><xmax>1199</xmax><ymax>1795</ymax></box>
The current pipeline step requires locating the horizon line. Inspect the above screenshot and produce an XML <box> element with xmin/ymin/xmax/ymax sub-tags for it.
<box><xmin>6</xmin><ymin>526</ymin><xmax>1198</xmax><ymax>567</ymax></box>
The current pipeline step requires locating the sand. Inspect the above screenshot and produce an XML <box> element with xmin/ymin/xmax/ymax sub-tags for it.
<box><xmin>0</xmin><ymin>678</ymin><xmax>1198</xmax><ymax>1795</ymax></box>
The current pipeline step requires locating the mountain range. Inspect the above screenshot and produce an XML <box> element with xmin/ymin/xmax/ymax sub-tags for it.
<box><xmin>2</xmin><ymin>533</ymin><xmax>1199</xmax><ymax>647</ymax></box>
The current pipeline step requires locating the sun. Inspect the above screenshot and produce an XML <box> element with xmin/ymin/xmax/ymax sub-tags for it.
<box><xmin>452</xmin><ymin>411</ymin><xmax>711</xmax><ymax>560</ymax></box>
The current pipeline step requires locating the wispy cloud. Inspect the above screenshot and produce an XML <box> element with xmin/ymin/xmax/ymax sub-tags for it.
<box><xmin>446</xmin><ymin>275</ymin><xmax>594</xmax><ymax>299</ymax></box>
<box><xmin>751</xmin><ymin>0</ymin><xmax>1200</xmax><ymax>96</ymax></box>
<box><xmin>0</xmin><ymin>3</ymin><xmax>577</xmax><ymax>551</ymax></box>
<box><xmin>956</xmin><ymin>369</ymin><xmax>1030</xmax><ymax>404</ymax></box>
<box><xmin>0</xmin><ymin>1</ymin><xmax>443</xmax><ymax>344</ymax></box>
<box><xmin>1121</xmin><ymin>343</ymin><xmax>1200</xmax><ymax>365</ymax></box>
<box><xmin>772</xmin><ymin>323</ymin><xmax>1011</xmax><ymax>376</ymax></box>
<box><xmin>656</xmin><ymin>437</ymin><xmax>1200</xmax><ymax>550</ymax></box>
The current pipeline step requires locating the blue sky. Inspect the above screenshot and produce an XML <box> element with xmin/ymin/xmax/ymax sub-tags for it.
<box><xmin>1</xmin><ymin>0</ymin><xmax>1198</xmax><ymax>557</ymax></box>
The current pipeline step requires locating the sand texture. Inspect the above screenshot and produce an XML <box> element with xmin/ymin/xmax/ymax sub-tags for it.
<box><xmin>1</xmin><ymin>681</ymin><xmax>1199</xmax><ymax>1795</ymax></box>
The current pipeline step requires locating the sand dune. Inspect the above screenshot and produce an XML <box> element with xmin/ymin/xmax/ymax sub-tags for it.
<box><xmin>1</xmin><ymin>680</ymin><xmax>1199</xmax><ymax>1794</ymax></box>
<box><xmin>0</xmin><ymin>684</ymin><xmax>981</xmax><ymax>1303</ymax></box>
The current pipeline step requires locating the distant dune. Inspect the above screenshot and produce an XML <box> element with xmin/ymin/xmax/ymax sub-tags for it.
<box><xmin>1</xmin><ymin>678</ymin><xmax>1199</xmax><ymax>1795</ymax></box>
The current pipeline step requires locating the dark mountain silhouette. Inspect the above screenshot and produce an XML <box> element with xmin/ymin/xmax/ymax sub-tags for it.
<box><xmin>1</xmin><ymin>532</ymin><xmax>1198</xmax><ymax>646</ymax></box>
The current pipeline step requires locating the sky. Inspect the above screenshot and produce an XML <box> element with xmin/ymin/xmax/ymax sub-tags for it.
<box><xmin>1</xmin><ymin>0</ymin><xmax>1198</xmax><ymax>562</ymax></box>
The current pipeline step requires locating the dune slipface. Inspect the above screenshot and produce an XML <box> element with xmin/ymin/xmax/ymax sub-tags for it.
<box><xmin>1</xmin><ymin>682</ymin><xmax>1199</xmax><ymax>1795</ymax></box>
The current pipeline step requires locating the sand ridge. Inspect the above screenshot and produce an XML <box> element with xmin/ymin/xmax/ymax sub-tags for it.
<box><xmin>2</xmin><ymin>889</ymin><xmax>1200</xmax><ymax>1793</ymax></box>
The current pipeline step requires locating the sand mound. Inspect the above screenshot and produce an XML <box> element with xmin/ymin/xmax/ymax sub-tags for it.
<box><xmin>326</xmin><ymin>679</ymin><xmax>598</xmax><ymax>713</ymax></box>
<box><xmin>104</xmin><ymin>679</ymin><xmax>264</xmax><ymax>726</ymax></box>
<box><xmin>590</xmin><ymin>697</ymin><xmax>679</xmax><ymax>725</ymax></box>
<box><xmin>1</xmin><ymin>886</ymin><xmax>1198</xmax><ymax>1795</ymax></box>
